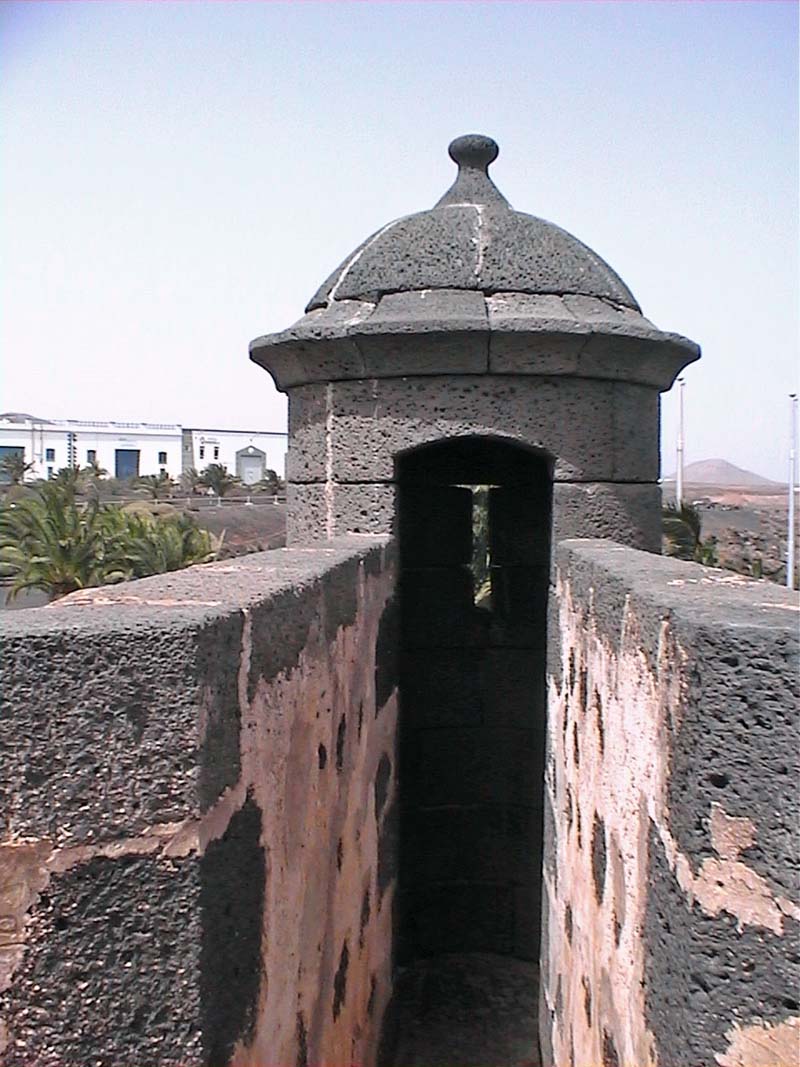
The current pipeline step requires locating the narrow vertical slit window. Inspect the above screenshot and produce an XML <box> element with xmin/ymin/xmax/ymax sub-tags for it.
<box><xmin>470</xmin><ymin>485</ymin><xmax>492</xmax><ymax>609</ymax></box>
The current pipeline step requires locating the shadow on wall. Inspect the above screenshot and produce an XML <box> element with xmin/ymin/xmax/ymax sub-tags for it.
<box><xmin>200</xmin><ymin>794</ymin><xmax>265</xmax><ymax>1065</ymax></box>
<box><xmin>395</xmin><ymin>436</ymin><xmax>554</xmax><ymax>965</ymax></box>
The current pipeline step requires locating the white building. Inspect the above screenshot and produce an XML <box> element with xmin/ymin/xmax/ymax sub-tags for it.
<box><xmin>0</xmin><ymin>413</ymin><xmax>287</xmax><ymax>484</ymax></box>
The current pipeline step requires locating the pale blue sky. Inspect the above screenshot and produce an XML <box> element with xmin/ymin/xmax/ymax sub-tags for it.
<box><xmin>2</xmin><ymin>1</ymin><xmax>797</xmax><ymax>478</ymax></box>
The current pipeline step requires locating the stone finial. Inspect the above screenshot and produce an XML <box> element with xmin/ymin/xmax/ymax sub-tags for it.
<box><xmin>448</xmin><ymin>134</ymin><xmax>499</xmax><ymax>172</ymax></box>
<box><xmin>435</xmin><ymin>133</ymin><xmax>509</xmax><ymax>209</ymax></box>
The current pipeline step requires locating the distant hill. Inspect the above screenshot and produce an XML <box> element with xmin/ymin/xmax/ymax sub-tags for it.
<box><xmin>664</xmin><ymin>459</ymin><xmax>779</xmax><ymax>487</ymax></box>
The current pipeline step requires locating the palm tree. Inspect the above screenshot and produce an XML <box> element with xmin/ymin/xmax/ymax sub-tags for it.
<box><xmin>0</xmin><ymin>454</ymin><xmax>35</xmax><ymax>485</ymax></box>
<box><xmin>180</xmin><ymin>467</ymin><xmax>202</xmax><ymax>494</ymax></box>
<box><xmin>259</xmin><ymin>469</ymin><xmax>280</xmax><ymax>496</ymax></box>
<box><xmin>0</xmin><ymin>481</ymin><xmax>106</xmax><ymax>599</ymax></box>
<box><xmin>80</xmin><ymin>461</ymin><xmax>109</xmax><ymax>500</ymax></box>
<box><xmin>0</xmin><ymin>481</ymin><xmax>223</xmax><ymax>600</ymax></box>
<box><xmin>49</xmin><ymin>466</ymin><xmax>84</xmax><ymax>492</ymax></box>
<box><xmin>102</xmin><ymin>509</ymin><xmax>221</xmax><ymax>580</ymax></box>
<box><xmin>662</xmin><ymin>502</ymin><xmax>718</xmax><ymax>565</ymax></box>
<box><xmin>471</xmin><ymin>485</ymin><xmax>491</xmax><ymax>605</ymax></box>
<box><xmin>200</xmin><ymin>463</ymin><xmax>238</xmax><ymax>500</ymax></box>
<box><xmin>135</xmin><ymin>472</ymin><xmax>174</xmax><ymax>500</ymax></box>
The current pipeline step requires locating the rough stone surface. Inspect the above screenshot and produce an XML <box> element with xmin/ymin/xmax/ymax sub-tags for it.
<box><xmin>0</xmin><ymin>615</ymin><xmax>242</xmax><ymax>846</ymax></box>
<box><xmin>364</xmin><ymin>289</ymin><xmax>488</xmax><ymax>332</ymax></box>
<box><xmin>478</xmin><ymin>207</ymin><xmax>636</xmax><ymax>306</ymax></box>
<box><xmin>645</xmin><ymin>824</ymin><xmax>800</xmax><ymax>1067</ymax></box>
<box><xmin>286</xmin><ymin>377</ymin><xmax>657</xmax><ymax>485</ymax></box>
<box><xmin>0</xmin><ymin>539</ymin><xmax>400</xmax><ymax>1067</ymax></box>
<box><xmin>553</xmin><ymin>482</ymin><xmax>663</xmax><ymax>553</ymax></box>
<box><xmin>541</xmin><ymin>540</ymin><xmax>800</xmax><ymax>1067</ymax></box>
<box><xmin>303</xmin><ymin>169</ymin><xmax>638</xmax><ymax>309</ymax></box>
<box><xmin>379</xmin><ymin>953</ymin><xmax>541</xmax><ymax>1067</ymax></box>
<box><xmin>286</xmin><ymin>482</ymin><xmax>398</xmax><ymax>544</ymax></box>
<box><xmin>313</xmin><ymin>207</ymin><xmax>482</xmax><ymax>306</ymax></box>
<box><xmin>356</xmin><ymin>330</ymin><xmax>488</xmax><ymax>378</ymax></box>
<box><xmin>0</xmin><ymin>854</ymin><xmax>205</xmax><ymax>1066</ymax></box>
<box><xmin>253</xmin><ymin>293</ymin><xmax>697</xmax><ymax>391</ymax></box>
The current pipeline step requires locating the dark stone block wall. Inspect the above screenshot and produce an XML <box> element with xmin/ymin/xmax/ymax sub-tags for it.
<box><xmin>284</xmin><ymin>374</ymin><xmax>662</xmax><ymax>553</ymax></box>
<box><xmin>540</xmin><ymin>540</ymin><xmax>799</xmax><ymax>1067</ymax></box>
<box><xmin>0</xmin><ymin>538</ymin><xmax>399</xmax><ymax>1067</ymax></box>
<box><xmin>396</xmin><ymin>439</ymin><xmax>551</xmax><ymax>965</ymax></box>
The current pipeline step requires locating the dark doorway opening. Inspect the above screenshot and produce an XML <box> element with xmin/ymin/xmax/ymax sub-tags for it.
<box><xmin>115</xmin><ymin>449</ymin><xmax>140</xmax><ymax>480</ymax></box>
<box><xmin>385</xmin><ymin>436</ymin><xmax>552</xmax><ymax>1066</ymax></box>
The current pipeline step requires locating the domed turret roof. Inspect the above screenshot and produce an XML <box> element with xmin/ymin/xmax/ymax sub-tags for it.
<box><xmin>307</xmin><ymin>134</ymin><xmax>639</xmax><ymax>311</ymax></box>
<box><xmin>251</xmin><ymin>134</ymin><xmax>699</xmax><ymax>392</ymax></box>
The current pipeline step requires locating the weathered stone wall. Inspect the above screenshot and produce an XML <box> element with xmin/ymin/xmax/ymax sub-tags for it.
<box><xmin>0</xmin><ymin>539</ymin><xmax>398</xmax><ymax>1067</ymax></box>
<box><xmin>285</xmin><ymin>375</ymin><xmax>661</xmax><ymax>553</ymax></box>
<box><xmin>542</xmin><ymin>540</ymin><xmax>800</xmax><ymax>1067</ymax></box>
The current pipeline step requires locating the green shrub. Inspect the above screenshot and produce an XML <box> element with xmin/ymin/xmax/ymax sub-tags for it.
<box><xmin>0</xmin><ymin>480</ymin><xmax>221</xmax><ymax>601</ymax></box>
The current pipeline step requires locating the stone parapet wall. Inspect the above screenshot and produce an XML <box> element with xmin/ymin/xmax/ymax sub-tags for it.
<box><xmin>542</xmin><ymin>540</ymin><xmax>800</xmax><ymax>1067</ymax></box>
<box><xmin>0</xmin><ymin>539</ymin><xmax>399</xmax><ymax>1067</ymax></box>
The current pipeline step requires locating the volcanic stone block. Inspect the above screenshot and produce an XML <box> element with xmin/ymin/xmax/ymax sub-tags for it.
<box><xmin>478</xmin><ymin>210</ymin><xmax>637</xmax><ymax>306</ymax></box>
<box><xmin>487</xmin><ymin>294</ymin><xmax>586</xmax><ymax>377</ymax></box>
<box><xmin>400</xmin><ymin>567</ymin><xmax>479</xmax><ymax>648</ymax></box>
<box><xmin>645</xmin><ymin>822</ymin><xmax>800</xmax><ymax>1067</ymax></box>
<box><xmin>487</xmin><ymin>294</ymin><xmax>581</xmax><ymax>331</ymax></box>
<box><xmin>358</xmin><ymin>330</ymin><xmax>489</xmax><ymax>376</ymax></box>
<box><xmin>400</xmin><ymin>884</ymin><xmax>516</xmax><ymax>959</ymax></box>
<box><xmin>0</xmin><ymin>853</ymin><xmax>206</xmax><ymax>1065</ymax></box>
<box><xmin>366</xmin><ymin>289</ymin><xmax>488</xmax><ymax>331</ymax></box>
<box><xmin>354</xmin><ymin>290</ymin><xmax>489</xmax><ymax>376</ymax></box>
<box><xmin>611</xmin><ymin>383</ymin><xmax>660</xmax><ymax>482</ymax></box>
<box><xmin>664</xmin><ymin>622</ymin><xmax>800</xmax><ymax>898</ymax></box>
<box><xmin>490</xmin><ymin>565</ymin><xmax>550</xmax><ymax>644</ymax></box>
<box><xmin>398</xmin><ymin>485</ymin><xmax>473</xmax><ymax>566</ymax></box>
<box><xmin>402</xmin><ymin>804</ymin><xmax>541</xmax><ymax>889</ymax></box>
<box><xmin>0</xmin><ymin>615</ymin><xmax>243</xmax><ymax>845</ymax></box>
<box><xmin>409</xmin><ymin>728</ymin><xmax>539</xmax><ymax>807</ymax></box>
<box><xmin>489</xmin><ymin>486</ymin><xmax>552</xmax><ymax>565</ymax></box>
<box><xmin>286</xmin><ymin>385</ymin><xmax>328</xmax><ymax>483</ymax></box>
<box><xmin>286</xmin><ymin>482</ymin><xmax>397</xmax><ymax>545</ymax></box>
<box><xmin>318</xmin><ymin>207</ymin><xmax>482</xmax><ymax>303</ymax></box>
<box><xmin>482</xmin><ymin>648</ymin><xmax>548</xmax><ymax>730</ymax></box>
<box><xmin>251</xmin><ymin>300</ymin><xmax>375</xmax><ymax>388</ymax></box>
<box><xmin>552</xmin><ymin>482</ymin><xmax>662</xmax><ymax>553</ymax></box>
<box><xmin>286</xmin><ymin>376</ymin><xmax>628</xmax><ymax>484</ymax></box>
<box><xmin>0</xmin><ymin>798</ymin><xmax>266</xmax><ymax>1067</ymax></box>
<box><xmin>400</xmin><ymin>650</ymin><xmax>484</xmax><ymax>728</ymax></box>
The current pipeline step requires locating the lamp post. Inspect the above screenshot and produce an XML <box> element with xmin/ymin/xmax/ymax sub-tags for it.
<box><xmin>788</xmin><ymin>393</ymin><xmax>798</xmax><ymax>590</ymax></box>
<box><xmin>676</xmin><ymin>378</ymin><xmax>686</xmax><ymax>508</ymax></box>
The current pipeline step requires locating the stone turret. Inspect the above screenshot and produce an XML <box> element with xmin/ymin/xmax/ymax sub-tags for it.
<box><xmin>251</xmin><ymin>134</ymin><xmax>699</xmax><ymax>548</ymax></box>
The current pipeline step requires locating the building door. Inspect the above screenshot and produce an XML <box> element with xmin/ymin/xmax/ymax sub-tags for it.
<box><xmin>236</xmin><ymin>447</ymin><xmax>266</xmax><ymax>486</ymax></box>
<box><xmin>239</xmin><ymin>456</ymin><xmax>262</xmax><ymax>485</ymax></box>
<box><xmin>115</xmin><ymin>449</ymin><xmax>140</xmax><ymax>480</ymax></box>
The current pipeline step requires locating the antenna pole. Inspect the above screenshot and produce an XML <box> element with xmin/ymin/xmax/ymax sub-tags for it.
<box><xmin>788</xmin><ymin>393</ymin><xmax>798</xmax><ymax>589</ymax></box>
<box><xmin>676</xmin><ymin>378</ymin><xmax>686</xmax><ymax>508</ymax></box>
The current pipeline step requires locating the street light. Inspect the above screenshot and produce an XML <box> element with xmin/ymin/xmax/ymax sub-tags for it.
<box><xmin>788</xmin><ymin>393</ymin><xmax>798</xmax><ymax>590</ymax></box>
<box><xmin>676</xmin><ymin>378</ymin><xmax>686</xmax><ymax>509</ymax></box>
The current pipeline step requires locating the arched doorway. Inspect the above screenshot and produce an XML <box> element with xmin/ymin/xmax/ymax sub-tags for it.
<box><xmin>384</xmin><ymin>436</ymin><xmax>552</xmax><ymax>1064</ymax></box>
